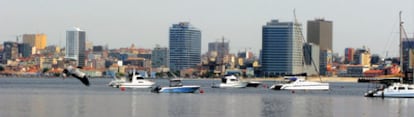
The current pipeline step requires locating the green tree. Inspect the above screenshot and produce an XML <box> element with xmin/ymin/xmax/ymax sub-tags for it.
<box><xmin>42</xmin><ymin>68</ymin><xmax>50</xmax><ymax>73</ymax></box>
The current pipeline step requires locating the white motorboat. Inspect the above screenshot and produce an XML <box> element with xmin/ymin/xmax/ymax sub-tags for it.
<box><xmin>212</xmin><ymin>75</ymin><xmax>248</xmax><ymax>88</ymax></box>
<box><xmin>365</xmin><ymin>83</ymin><xmax>414</xmax><ymax>98</ymax></box>
<box><xmin>152</xmin><ymin>79</ymin><xmax>200</xmax><ymax>93</ymax></box>
<box><xmin>364</xmin><ymin>12</ymin><xmax>414</xmax><ymax>98</ymax></box>
<box><xmin>270</xmin><ymin>75</ymin><xmax>329</xmax><ymax>90</ymax></box>
<box><xmin>108</xmin><ymin>70</ymin><xmax>155</xmax><ymax>88</ymax></box>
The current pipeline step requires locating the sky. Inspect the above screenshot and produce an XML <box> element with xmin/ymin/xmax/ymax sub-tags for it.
<box><xmin>1</xmin><ymin>0</ymin><xmax>414</xmax><ymax>57</ymax></box>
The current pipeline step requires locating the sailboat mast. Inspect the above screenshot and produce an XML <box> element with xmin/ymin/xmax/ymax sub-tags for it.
<box><xmin>399</xmin><ymin>11</ymin><xmax>403</xmax><ymax>74</ymax></box>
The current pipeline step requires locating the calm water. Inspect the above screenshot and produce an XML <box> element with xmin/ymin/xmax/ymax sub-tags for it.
<box><xmin>0</xmin><ymin>78</ymin><xmax>413</xmax><ymax>117</ymax></box>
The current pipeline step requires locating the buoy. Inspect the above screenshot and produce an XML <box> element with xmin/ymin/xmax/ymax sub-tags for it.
<box><xmin>263</xmin><ymin>84</ymin><xmax>268</xmax><ymax>88</ymax></box>
<box><xmin>291</xmin><ymin>90</ymin><xmax>295</xmax><ymax>93</ymax></box>
<box><xmin>121</xmin><ymin>87</ymin><xmax>126</xmax><ymax>91</ymax></box>
<box><xmin>199</xmin><ymin>89</ymin><xmax>204</xmax><ymax>94</ymax></box>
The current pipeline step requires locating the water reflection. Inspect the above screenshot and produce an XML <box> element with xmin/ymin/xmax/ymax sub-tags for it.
<box><xmin>1</xmin><ymin>78</ymin><xmax>414</xmax><ymax>117</ymax></box>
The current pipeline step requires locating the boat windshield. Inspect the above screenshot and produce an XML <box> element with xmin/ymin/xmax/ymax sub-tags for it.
<box><xmin>221</xmin><ymin>78</ymin><xmax>227</xmax><ymax>83</ymax></box>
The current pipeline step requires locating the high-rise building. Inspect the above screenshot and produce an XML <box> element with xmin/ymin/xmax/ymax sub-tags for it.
<box><xmin>152</xmin><ymin>45</ymin><xmax>169</xmax><ymax>68</ymax></box>
<box><xmin>307</xmin><ymin>19</ymin><xmax>333</xmax><ymax>51</ymax></box>
<box><xmin>320</xmin><ymin>49</ymin><xmax>332</xmax><ymax>76</ymax></box>
<box><xmin>261</xmin><ymin>20</ymin><xmax>303</xmax><ymax>76</ymax></box>
<box><xmin>402</xmin><ymin>38</ymin><xmax>414</xmax><ymax>72</ymax></box>
<box><xmin>22</xmin><ymin>33</ymin><xmax>47</xmax><ymax>50</ymax></box>
<box><xmin>18</xmin><ymin>43</ymin><xmax>32</xmax><ymax>58</ymax></box>
<box><xmin>303</xmin><ymin>43</ymin><xmax>320</xmax><ymax>75</ymax></box>
<box><xmin>65</xmin><ymin>27</ymin><xmax>86</xmax><ymax>67</ymax></box>
<box><xmin>353</xmin><ymin>46</ymin><xmax>369</xmax><ymax>65</ymax></box>
<box><xmin>344</xmin><ymin>48</ymin><xmax>355</xmax><ymax>64</ymax></box>
<box><xmin>208</xmin><ymin>40</ymin><xmax>229</xmax><ymax>64</ymax></box>
<box><xmin>2</xmin><ymin>41</ymin><xmax>19</xmax><ymax>64</ymax></box>
<box><xmin>169</xmin><ymin>22</ymin><xmax>201</xmax><ymax>71</ymax></box>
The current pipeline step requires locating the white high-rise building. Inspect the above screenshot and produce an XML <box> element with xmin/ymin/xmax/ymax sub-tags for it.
<box><xmin>65</xmin><ymin>27</ymin><xmax>86</xmax><ymax>67</ymax></box>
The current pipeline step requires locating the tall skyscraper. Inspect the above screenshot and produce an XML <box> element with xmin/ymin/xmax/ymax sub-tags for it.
<box><xmin>261</xmin><ymin>20</ymin><xmax>303</xmax><ymax>76</ymax></box>
<box><xmin>152</xmin><ymin>45</ymin><xmax>169</xmax><ymax>68</ymax></box>
<box><xmin>208</xmin><ymin>40</ymin><xmax>229</xmax><ymax>64</ymax></box>
<box><xmin>65</xmin><ymin>27</ymin><xmax>86</xmax><ymax>67</ymax></box>
<box><xmin>22</xmin><ymin>33</ymin><xmax>47</xmax><ymax>50</ymax></box>
<box><xmin>2</xmin><ymin>41</ymin><xmax>19</xmax><ymax>64</ymax></box>
<box><xmin>307</xmin><ymin>19</ymin><xmax>333</xmax><ymax>51</ymax></box>
<box><xmin>169</xmin><ymin>22</ymin><xmax>201</xmax><ymax>71</ymax></box>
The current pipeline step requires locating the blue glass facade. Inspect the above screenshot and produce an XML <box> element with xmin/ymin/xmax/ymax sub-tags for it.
<box><xmin>261</xmin><ymin>20</ymin><xmax>303</xmax><ymax>76</ymax></box>
<box><xmin>402</xmin><ymin>39</ymin><xmax>414</xmax><ymax>72</ymax></box>
<box><xmin>169</xmin><ymin>22</ymin><xmax>201</xmax><ymax>71</ymax></box>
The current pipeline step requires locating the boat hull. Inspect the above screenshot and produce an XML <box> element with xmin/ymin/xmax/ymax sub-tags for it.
<box><xmin>212</xmin><ymin>82</ymin><xmax>248</xmax><ymax>88</ymax></box>
<box><xmin>270</xmin><ymin>83</ymin><xmax>329</xmax><ymax>90</ymax></box>
<box><xmin>119</xmin><ymin>84</ymin><xmax>154</xmax><ymax>88</ymax></box>
<box><xmin>246</xmin><ymin>81</ymin><xmax>261</xmax><ymax>87</ymax></box>
<box><xmin>366</xmin><ymin>90</ymin><xmax>414</xmax><ymax>98</ymax></box>
<box><xmin>281</xmin><ymin>84</ymin><xmax>330</xmax><ymax>90</ymax></box>
<box><xmin>269</xmin><ymin>84</ymin><xmax>283</xmax><ymax>90</ymax></box>
<box><xmin>108</xmin><ymin>80</ymin><xmax>155</xmax><ymax>88</ymax></box>
<box><xmin>365</xmin><ymin>83</ymin><xmax>414</xmax><ymax>98</ymax></box>
<box><xmin>157</xmin><ymin>85</ymin><xmax>200</xmax><ymax>93</ymax></box>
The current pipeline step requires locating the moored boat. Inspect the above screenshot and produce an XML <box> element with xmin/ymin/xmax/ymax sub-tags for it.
<box><xmin>212</xmin><ymin>75</ymin><xmax>248</xmax><ymax>88</ymax></box>
<box><xmin>270</xmin><ymin>74</ymin><xmax>329</xmax><ymax>90</ymax></box>
<box><xmin>364</xmin><ymin>12</ymin><xmax>414</xmax><ymax>98</ymax></box>
<box><xmin>108</xmin><ymin>70</ymin><xmax>155</xmax><ymax>88</ymax></box>
<box><xmin>152</xmin><ymin>79</ymin><xmax>200</xmax><ymax>93</ymax></box>
<box><xmin>365</xmin><ymin>83</ymin><xmax>414</xmax><ymax>98</ymax></box>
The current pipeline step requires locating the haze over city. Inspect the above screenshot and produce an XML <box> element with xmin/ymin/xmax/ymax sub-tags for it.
<box><xmin>1</xmin><ymin>0</ymin><xmax>414</xmax><ymax>57</ymax></box>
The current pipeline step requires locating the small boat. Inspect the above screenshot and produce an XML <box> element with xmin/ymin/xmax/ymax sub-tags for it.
<box><xmin>270</xmin><ymin>75</ymin><xmax>329</xmax><ymax>90</ymax></box>
<box><xmin>246</xmin><ymin>81</ymin><xmax>262</xmax><ymax>87</ymax></box>
<box><xmin>108</xmin><ymin>70</ymin><xmax>155</xmax><ymax>88</ymax></box>
<box><xmin>152</xmin><ymin>79</ymin><xmax>200</xmax><ymax>93</ymax></box>
<box><xmin>365</xmin><ymin>83</ymin><xmax>414</xmax><ymax>98</ymax></box>
<box><xmin>212</xmin><ymin>75</ymin><xmax>248</xmax><ymax>88</ymax></box>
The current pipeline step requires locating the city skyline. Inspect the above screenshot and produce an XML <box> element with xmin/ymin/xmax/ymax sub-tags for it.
<box><xmin>1</xmin><ymin>0</ymin><xmax>414</xmax><ymax>57</ymax></box>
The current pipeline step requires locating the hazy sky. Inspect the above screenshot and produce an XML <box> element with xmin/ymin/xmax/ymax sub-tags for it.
<box><xmin>1</xmin><ymin>0</ymin><xmax>414</xmax><ymax>57</ymax></box>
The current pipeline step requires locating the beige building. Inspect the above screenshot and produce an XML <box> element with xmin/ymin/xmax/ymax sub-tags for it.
<box><xmin>360</xmin><ymin>53</ymin><xmax>371</xmax><ymax>67</ymax></box>
<box><xmin>22</xmin><ymin>33</ymin><xmax>47</xmax><ymax>49</ymax></box>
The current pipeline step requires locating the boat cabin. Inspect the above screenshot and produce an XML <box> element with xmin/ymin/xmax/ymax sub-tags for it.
<box><xmin>387</xmin><ymin>83</ymin><xmax>414</xmax><ymax>91</ymax></box>
<box><xmin>221</xmin><ymin>75</ymin><xmax>240</xmax><ymax>84</ymax></box>
<box><xmin>126</xmin><ymin>72</ymin><xmax>144</xmax><ymax>82</ymax></box>
<box><xmin>169</xmin><ymin>79</ymin><xmax>183</xmax><ymax>87</ymax></box>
